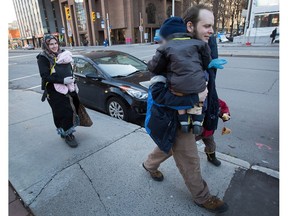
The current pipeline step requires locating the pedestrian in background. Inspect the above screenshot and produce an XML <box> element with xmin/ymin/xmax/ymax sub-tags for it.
<box><xmin>143</xmin><ymin>4</ymin><xmax>229</xmax><ymax>214</ymax></box>
<box><xmin>36</xmin><ymin>34</ymin><xmax>80</xmax><ymax>148</ymax></box>
<box><xmin>270</xmin><ymin>27</ymin><xmax>277</xmax><ymax>44</ymax></box>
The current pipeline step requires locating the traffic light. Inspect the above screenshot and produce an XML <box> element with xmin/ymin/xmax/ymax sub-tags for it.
<box><xmin>92</xmin><ymin>11</ymin><xmax>96</xmax><ymax>22</ymax></box>
<box><xmin>65</xmin><ymin>7</ymin><xmax>71</xmax><ymax>21</ymax></box>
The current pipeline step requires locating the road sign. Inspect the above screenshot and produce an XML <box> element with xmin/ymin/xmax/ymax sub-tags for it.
<box><xmin>101</xmin><ymin>20</ymin><xmax>105</xmax><ymax>29</ymax></box>
<box><xmin>139</xmin><ymin>26</ymin><xmax>143</xmax><ymax>32</ymax></box>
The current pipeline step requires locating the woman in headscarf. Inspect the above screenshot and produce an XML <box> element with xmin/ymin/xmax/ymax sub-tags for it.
<box><xmin>36</xmin><ymin>34</ymin><xmax>80</xmax><ymax>147</ymax></box>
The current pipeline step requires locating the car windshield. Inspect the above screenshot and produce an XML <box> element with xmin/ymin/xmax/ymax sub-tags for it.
<box><xmin>91</xmin><ymin>54</ymin><xmax>147</xmax><ymax>77</ymax></box>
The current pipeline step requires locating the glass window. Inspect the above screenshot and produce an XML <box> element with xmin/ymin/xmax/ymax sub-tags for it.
<box><xmin>75</xmin><ymin>0</ymin><xmax>87</xmax><ymax>31</ymax></box>
<box><xmin>73</xmin><ymin>58</ymin><xmax>97</xmax><ymax>76</ymax></box>
<box><xmin>92</xmin><ymin>54</ymin><xmax>147</xmax><ymax>77</ymax></box>
<box><xmin>253</xmin><ymin>13</ymin><xmax>279</xmax><ymax>28</ymax></box>
<box><xmin>146</xmin><ymin>3</ymin><xmax>156</xmax><ymax>24</ymax></box>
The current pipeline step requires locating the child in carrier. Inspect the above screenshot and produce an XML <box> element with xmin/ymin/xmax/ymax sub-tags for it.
<box><xmin>53</xmin><ymin>50</ymin><xmax>79</xmax><ymax>94</ymax></box>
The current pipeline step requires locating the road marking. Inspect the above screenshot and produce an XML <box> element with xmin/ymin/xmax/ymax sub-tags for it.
<box><xmin>25</xmin><ymin>85</ymin><xmax>41</xmax><ymax>90</ymax></box>
<box><xmin>256</xmin><ymin>143</ymin><xmax>272</xmax><ymax>150</ymax></box>
<box><xmin>9</xmin><ymin>63</ymin><xmax>18</xmax><ymax>66</ymax></box>
<box><xmin>9</xmin><ymin>73</ymin><xmax>39</xmax><ymax>82</ymax></box>
<box><xmin>9</xmin><ymin>53</ymin><xmax>37</xmax><ymax>59</ymax></box>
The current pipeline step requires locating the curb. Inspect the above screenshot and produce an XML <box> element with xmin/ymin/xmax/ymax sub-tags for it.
<box><xmin>218</xmin><ymin>53</ymin><xmax>279</xmax><ymax>59</ymax></box>
<box><xmin>196</xmin><ymin>141</ymin><xmax>279</xmax><ymax>179</ymax></box>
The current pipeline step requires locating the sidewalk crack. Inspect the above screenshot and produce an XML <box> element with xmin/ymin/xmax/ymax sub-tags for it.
<box><xmin>78</xmin><ymin>163</ymin><xmax>111</xmax><ymax>216</ymax></box>
<box><xmin>263</xmin><ymin>78</ymin><xmax>278</xmax><ymax>94</ymax></box>
<box><xmin>27</xmin><ymin>170</ymin><xmax>60</xmax><ymax>207</ymax></box>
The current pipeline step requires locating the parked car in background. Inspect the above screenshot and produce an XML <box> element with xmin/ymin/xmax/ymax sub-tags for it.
<box><xmin>72</xmin><ymin>50</ymin><xmax>150</xmax><ymax>124</ymax></box>
<box><xmin>217</xmin><ymin>33</ymin><xmax>229</xmax><ymax>43</ymax></box>
<box><xmin>23</xmin><ymin>44</ymin><xmax>35</xmax><ymax>50</ymax></box>
<box><xmin>153</xmin><ymin>29</ymin><xmax>161</xmax><ymax>44</ymax></box>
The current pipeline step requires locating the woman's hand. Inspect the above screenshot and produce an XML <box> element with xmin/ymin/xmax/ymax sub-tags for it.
<box><xmin>64</xmin><ymin>76</ymin><xmax>75</xmax><ymax>84</ymax></box>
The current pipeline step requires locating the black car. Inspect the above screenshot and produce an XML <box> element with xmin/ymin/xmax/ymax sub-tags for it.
<box><xmin>72</xmin><ymin>50</ymin><xmax>150</xmax><ymax>123</ymax></box>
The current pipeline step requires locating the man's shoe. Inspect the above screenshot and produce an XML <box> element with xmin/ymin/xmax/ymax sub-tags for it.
<box><xmin>142</xmin><ymin>163</ymin><xmax>164</xmax><ymax>182</ymax></box>
<box><xmin>195</xmin><ymin>196</ymin><xmax>228</xmax><ymax>213</ymax></box>
<box><xmin>206</xmin><ymin>152</ymin><xmax>221</xmax><ymax>167</ymax></box>
<box><xmin>65</xmin><ymin>134</ymin><xmax>78</xmax><ymax>148</ymax></box>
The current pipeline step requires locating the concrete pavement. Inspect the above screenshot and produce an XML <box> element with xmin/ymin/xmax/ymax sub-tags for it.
<box><xmin>8</xmin><ymin>43</ymin><xmax>279</xmax><ymax>215</ymax></box>
<box><xmin>9</xmin><ymin>87</ymin><xmax>279</xmax><ymax>216</ymax></box>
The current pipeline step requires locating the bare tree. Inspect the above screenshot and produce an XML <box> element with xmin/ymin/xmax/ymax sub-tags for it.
<box><xmin>180</xmin><ymin>0</ymin><xmax>246</xmax><ymax>35</ymax></box>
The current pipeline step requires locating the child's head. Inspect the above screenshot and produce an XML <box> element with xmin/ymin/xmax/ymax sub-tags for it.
<box><xmin>159</xmin><ymin>16</ymin><xmax>187</xmax><ymax>41</ymax></box>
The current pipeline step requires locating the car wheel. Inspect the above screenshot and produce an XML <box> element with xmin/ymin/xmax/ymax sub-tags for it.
<box><xmin>107</xmin><ymin>97</ymin><xmax>129</xmax><ymax>121</ymax></box>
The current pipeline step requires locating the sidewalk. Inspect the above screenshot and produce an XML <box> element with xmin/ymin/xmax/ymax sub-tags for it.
<box><xmin>8</xmin><ymin>88</ymin><xmax>279</xmax><ymax>216</ymax></box>
<box><xmin>9</xmin><ymin>44</ymin><xmax>279</xmax><ymax>216</ymax></box>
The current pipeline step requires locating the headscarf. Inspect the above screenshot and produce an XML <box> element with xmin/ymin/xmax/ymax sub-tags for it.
<box><xmin>42</xmin><ymin>34</ymin><xmax>61</xmax><ymax>60</ymax></box>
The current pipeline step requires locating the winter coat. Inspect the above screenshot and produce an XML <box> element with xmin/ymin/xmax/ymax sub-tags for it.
<box><xmin>145</xmin><ymin>82</ymin><xmax>199</xmax><ymax>153</ymax></box>
<box><xmin>36</xmin><ymin>51</ymin><xmax>73</xmax><ymax>91</ymax></box>
<box><xmin>147</xmin><ymin>33</ymin><xmax>211</xmax><ymax>94</ymax></box>
<box><xmin>202</xmin><ymin>35</ymin><xmax>220</xmax><ymax>131</ymax></box>
<box><xmin>145</xmin><ymin>35</ymin><xmax>221</xmax><ymax>153</ymax></box>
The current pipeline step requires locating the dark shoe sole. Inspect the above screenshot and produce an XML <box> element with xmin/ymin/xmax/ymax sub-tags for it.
<box><xmin>207</xmin><ymin>159</ymin><xmax>221</xmax><ymax>167</ymax></box>
<box><xmin>142</xmin><ymin>163</ymin><xmax>164</xmax><ymax>182</ymax></box>
<box><xmin>65</xmin><ymin>134</ymin><xmax>78</xmax><ymax>148</ymax></box>
<box><xmin>65</xmin><ymin>140</ymin><xmax>78</xmax><ymax>148</ymax></box>
<box><xmin>195</xmin><ymin>201</ymin><xmax>229</xmax><ymax>213</ymax></box>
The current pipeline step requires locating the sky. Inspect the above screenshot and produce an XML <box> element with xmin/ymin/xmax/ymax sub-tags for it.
<box><xmin>7</xmin><ymin>0</ymin><xmax>17</xmax><ymax>23</ymax></box>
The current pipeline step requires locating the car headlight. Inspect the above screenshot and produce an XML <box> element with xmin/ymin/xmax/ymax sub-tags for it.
<box><xmin>120</xmin><ymin>86</ymin><xmax>148</xmax><ymax>100</ymax></box>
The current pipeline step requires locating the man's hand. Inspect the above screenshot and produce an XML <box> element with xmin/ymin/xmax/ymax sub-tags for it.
<box><xmin>208</xmin><ymin>58</ymin><xmax>227</xmax><ymax>69</ymax></box>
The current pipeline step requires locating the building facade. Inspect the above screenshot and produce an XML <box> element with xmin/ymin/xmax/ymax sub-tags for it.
<box><xmin>239</xmin><ymin>0</ymin><xmax>279</xmax><ymax>44</ymax></box>
<box><xmin>12</xmin><ymin>0</ymin><xmax>63</xmax><ymax>47</ymax></box>
<box><xmin>12</xmin><ymin>0</ymin><xmax>212</xmax><ymax>47</ymax></box>
<box><xmin>57</xmin><ymin>0</ymin><xmax>186</xmax><ymax>46</ymax></box>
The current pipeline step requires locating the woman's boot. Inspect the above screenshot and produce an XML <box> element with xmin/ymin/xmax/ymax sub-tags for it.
<box><xmin>206</xmin><ymin>152</ymin><xmax>221</xmax><ymax>167</ymax></box>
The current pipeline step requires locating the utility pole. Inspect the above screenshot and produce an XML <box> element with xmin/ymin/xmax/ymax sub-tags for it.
<box><xmin>106</xmin><ymin>13</ymin><xmax>112</xmax><ymax>46</ymax></box>
<box><xmin>243</xmin><ymin>0</ymin><xmax>253</xmax><ymax>45</ymax></box>
<box><xmin>172</xmin><ymin>0</ymin><xmax>175</xmax><ymax>17</ymax></box>
<box><xmin>139</xmin><ymin>12</ymin><xmax>143</xmax><ymax>43</ymax></box>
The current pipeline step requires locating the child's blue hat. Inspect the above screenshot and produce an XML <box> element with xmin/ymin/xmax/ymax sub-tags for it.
<box><xmin>159</xmin><ymin>16</ymin><xmax>187</xmax><ymax>39</ymax></box>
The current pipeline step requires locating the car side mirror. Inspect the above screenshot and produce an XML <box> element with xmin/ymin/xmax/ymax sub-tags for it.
<box><xmin>86</xmin><ymin>73</ymin><xmax>103</xmax><ymax>80</ymax></box>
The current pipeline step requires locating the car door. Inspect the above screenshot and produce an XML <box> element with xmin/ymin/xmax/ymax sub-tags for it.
<box><xmin>73</xmin><ymin>57</ymin><xmax>106</xmax><ymax>111</ymax></box>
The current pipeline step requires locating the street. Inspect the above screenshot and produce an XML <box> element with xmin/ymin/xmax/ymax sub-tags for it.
<box><xmin>8</xmin><ymin>44</ymin><xmax>279</xmax><ymax>171</ymax></box>
<box><xmin>8</xmin><ymin>43</ymin><xmax>280</xmax><ymax>216</ymax></box>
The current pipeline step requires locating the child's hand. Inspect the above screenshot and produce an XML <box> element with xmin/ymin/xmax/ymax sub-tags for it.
<box><xmin>221</xmin><ymin>113</ymin><xmax>231</xmax><ymax>122</ymax></box>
